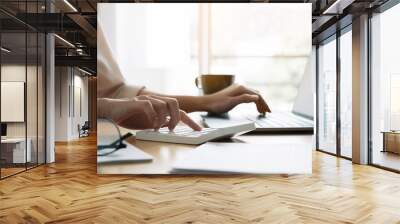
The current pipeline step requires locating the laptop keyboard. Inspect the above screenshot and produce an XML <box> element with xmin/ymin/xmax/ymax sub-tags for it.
<box><xmin>244</xmin><ymin>113</ymin><xmax>313</xmax><ymax>128</ymax></box>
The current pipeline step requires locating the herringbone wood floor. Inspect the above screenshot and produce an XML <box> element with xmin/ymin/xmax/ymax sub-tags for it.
<box><xmin>1</xmin><ymin>135</ymin><xmax>400</xmax><ymax>224</ymax></box>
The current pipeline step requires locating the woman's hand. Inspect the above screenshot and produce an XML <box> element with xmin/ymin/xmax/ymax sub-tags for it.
<box><xmin>202</xmin><ymin>84</ymin><xmax>271</xmax><ymax>114</ymax></box>
<box><xmin>98</xmin><ymin>96</ymin><xmax>202</xmax><ymax>131</ymax></box>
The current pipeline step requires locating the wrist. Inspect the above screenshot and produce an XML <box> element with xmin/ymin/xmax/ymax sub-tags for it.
<box><xmin>97</xmin><ymin>98</ymin><xmax>111</xmax><ymax>118</ymax></box>
<box><xmin>196</xmin><ymin>95</ymin><xmax>212</xmax><ymax>112</ymax></box>
<box><xmin>98</xmin><ymin>98</ymin><xmax>131</xmax><ymax>122</ymax></box>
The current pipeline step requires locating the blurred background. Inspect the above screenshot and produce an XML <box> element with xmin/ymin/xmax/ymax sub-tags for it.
<box><xmin>98</xmin><ymin>3</ymin><xmax>312</xmax><ymax>111</ymax></box>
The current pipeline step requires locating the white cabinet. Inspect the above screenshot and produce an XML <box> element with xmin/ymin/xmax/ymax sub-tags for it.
<box><xmin>1</xmin><ymin>138</ymin><xmax>32</xmax><ymax>163</ymax></box>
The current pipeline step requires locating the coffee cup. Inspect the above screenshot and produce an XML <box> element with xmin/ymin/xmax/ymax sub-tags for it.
<box><xmin>195</xmin><ymin>74</ymin><xmax>235</xmax><ymax>95</ymax></box>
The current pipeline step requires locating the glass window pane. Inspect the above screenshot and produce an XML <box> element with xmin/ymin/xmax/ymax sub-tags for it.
<box><xmin>1</xmin><ymin>31</ymin><xmax>28</xmax><ymax>177</ymax></box>
<box><xmin>0</xmin><ymin>1</ymin><xmax>46</xmax><ymax>178</ymax></box>
<box><xmin>27</xmin><ymin>31</ymin><xmax>38</xmax><ymax>169</ymax></box>
<box><xmin>371</xmin><ymin>3</ymin><xmax>400</xmax><ymax>171</ymax></box>
<box><xmin>38</xmin><ymin>32</ymin><xmax>46</xmax><ymax>165</ymax></box>
<box><xmin>26</xmin><ymin>0</ymin><xmax>39</xmax><ymax>169</ymax></box>
<box><xmin>318</xmin><ymin>37</ymin><xmax>337</xmax><ymax>154</ymax></box>
<box><xmin>211</xmin><ymin>57</ymin><xmax>308</xmax><ymax>110</ymax></box>
<box><xmin>210</xmin><ymin>4</ymin><xmax>311</xmax><ymax>110</ymax></box>
<box><xmin>340</xmin><ymin>29</ymin><xmax>352</xmax><ymax>158</ymax></box>
<box><xmin>105</xmin><ymin>3</ymin><xmax>311</xmax><ymax>110</ymax></box>
<box><xmin>103</xmin><ymin>4</ymin><xmax>199</xmax><ymax>96</ymax></box>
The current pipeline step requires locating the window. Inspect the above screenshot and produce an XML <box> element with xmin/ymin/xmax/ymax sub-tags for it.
<box><xmin>316</xmin><ymin>25</ymin><xmax>353</xmax><ymax>159</ymax></box>
<box><xmin>370</xmin><ymin>2</ymin><xmax>400</xmax><ymax>171</ymax></box>
<box><xmin>0</xmin><ymin>1</ymin><xmax>47</xmax><ymax>179</ymax></box>
<box><xmin>209</xmin><ymin>4</ymin><xmax>311</xmax><ymax>110</ymax></box>
<box><xmin>317</xmin><ymin>37</ymin><xmax>337</xmax><ymax>155</ymax></box>
<box><xmin>339</xmin><ymin>28</ymin><xmax>352</xmax><ymax>158</ymax></box>
<box><xmin>99</xmin><ymin>3</ymin><xmax>311</xmax><ymax>111</ymax></box>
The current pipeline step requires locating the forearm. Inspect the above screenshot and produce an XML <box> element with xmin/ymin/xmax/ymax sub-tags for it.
<box><xmin>170</xmin><ymin>95</ymin><xmax>209</xmax><ymax>113</ymax></box>
<box><xmin>100</xmin><ymin>83</ymin><xmax>145</xmax><ymax>100</ymax></box>
<box><xmin>139</xmin><ymin>88</ymin><xmax>209</xmax><ymax>113</ymax></box>
<box><xmin>114</xmin><ymin>84</ymin><xmax>145</xmax><ymax>99</ymax></box>
<box><xmin>97</xmin><ymin>98</ymin><xmax>130</xmax><ymax>121</ymax></box>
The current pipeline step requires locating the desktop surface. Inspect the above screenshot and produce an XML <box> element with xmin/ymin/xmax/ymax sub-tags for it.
<box><xmin>97</xmin><ymin>130</ymin><xmax>313</xmax><ymax>174</ymax></box>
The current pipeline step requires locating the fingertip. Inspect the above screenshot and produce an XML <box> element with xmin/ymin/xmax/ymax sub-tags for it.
<box><xmin>265</xmin><ymin>104</ymin><xmax>272</xmax><ymax>113</ymax></box>
<box><xmin>257</xmin><ymin>108</ymin><xmax>265</xmax><ymax>114</ymax></box>
<box><xmin>168</xmin><ymin>122</ymin><xmax>177</xmax><ymax>131</ymax></box>
<box><xmin>193</xmin><ymin>123</ymin><xmax>202</xmax><ymax>131</ymax></box>
<box><xmin>180</xmin><ymin>110</ymin><xmax>202</xmax><ymax>131</ymax></box>
<box><xmin>259</xmin><ymin>103</ymin><xmax>271</xmax><ymax>113</ymax></box>
<box><xmin>187</xmin><ymin>119</ymin><xmax>202</xmax><ymax>131</ymax></box>
<box><xmin>153</xmin><ymin>120</ymin><xmax>159</xmax><ymax>130</ymax></box>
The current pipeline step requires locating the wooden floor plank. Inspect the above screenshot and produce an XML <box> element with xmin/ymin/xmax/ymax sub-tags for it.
<box><xmin>1</xmin><ymin>135</ymin><xmax>400</xmax><ymax>223</ymax></box>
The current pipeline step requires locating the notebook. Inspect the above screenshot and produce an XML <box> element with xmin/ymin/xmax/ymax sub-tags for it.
<box><xmin>171</xmin><ymin>142</ymin><xmax>312</xmax><ymax>174</ymax></box>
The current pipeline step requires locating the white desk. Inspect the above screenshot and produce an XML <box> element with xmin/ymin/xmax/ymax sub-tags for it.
<box><xmin>1</xmin><ymin>138</ymin><xmax>31</xmax><ymax>163</ymax></box>
<box><xmin>97</xmin><ymin>132</ymin><xmax>313</xmax><ymax>174</ymax></box>
<box><xmin>97</xmin><ymin>113</ymin><xmax>314</xmax><ymax>174</ymax></box>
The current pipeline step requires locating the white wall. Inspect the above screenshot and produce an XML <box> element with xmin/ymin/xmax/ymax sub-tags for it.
<box><xmin>71</xmin><ymin>74</ymin><xmax>89</xmax><ymax>138</ymax></box>
<box><xmin>1</xmin><ymin>65</ymin><xmax>26</xmax><ymax>138</ymax></box>
<box><xmin>1</xmin><ymin>64</ymin><xmax>46</xmax><ymax>163</ymax></box>
<box><xmin>55</xmin><ymin>67</ymin><xmax>89</xmax><ymax>141</ymax></box>
<box><xmin>1</xmin><ymin>65</ymin><xmax>39</xmax><ymax>138</ymax></box>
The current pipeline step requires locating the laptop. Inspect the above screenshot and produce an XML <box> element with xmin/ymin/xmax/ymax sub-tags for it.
<box><xmin>202</xmin><ymin>61</ymin><xmax>314</xmax><ymax>133</ymax></box>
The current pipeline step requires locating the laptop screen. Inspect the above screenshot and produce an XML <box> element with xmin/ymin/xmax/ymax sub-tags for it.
<box><xmin>292</xmin><ymin>52</ymin><xmax>315</xmax><ymax>120</ymax></box>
